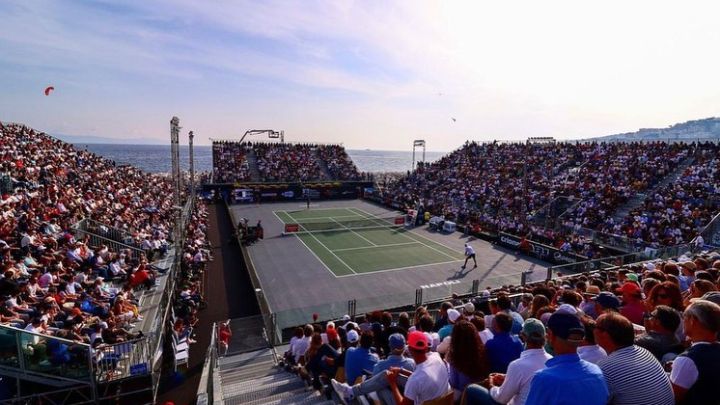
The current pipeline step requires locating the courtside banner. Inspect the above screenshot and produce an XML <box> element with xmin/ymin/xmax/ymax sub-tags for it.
<box><xmin>497</xmin><ymin>232</ymin><xmax>586</xmax><ymax>265</ymax></box>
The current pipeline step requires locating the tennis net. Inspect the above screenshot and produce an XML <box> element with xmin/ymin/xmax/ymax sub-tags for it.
<box><xmin>284</xmin><ymin>214</ymin><xmax>405</xmax><ymax>234</ymax></box>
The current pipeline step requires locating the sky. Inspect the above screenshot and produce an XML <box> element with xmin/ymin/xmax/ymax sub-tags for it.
<box><xmin>1</xmin><ymin>1</ymin><xmax>719</xmax><ymax>151</ymax></box>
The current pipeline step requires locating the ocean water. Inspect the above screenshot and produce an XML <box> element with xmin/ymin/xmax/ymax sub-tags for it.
<box><xmin>78</xmin><ymin>144</ymin><xmax>446</xmax><ymax>174</ymax></box>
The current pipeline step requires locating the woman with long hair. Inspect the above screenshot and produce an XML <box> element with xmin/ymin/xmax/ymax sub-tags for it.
<box><xmin>447</xmin><ymin>320</ymin><xmax>489</xmax><ymax>400</ymax></box>
<box><xmin>528</xmin><ymin>295</ymin><xmax>550</xmax><ymax>319</ymax></box>
<box><xmin>646</xmin><ymin>281</ymin><xmax>684</xmax><ymax>312</ymax></box>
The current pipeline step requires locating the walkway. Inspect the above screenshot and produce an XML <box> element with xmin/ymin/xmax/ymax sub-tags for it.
<box><xmin>157</xmin><ymin>202</ymin><xmax>261</xmax><ymax>404</ymax></box>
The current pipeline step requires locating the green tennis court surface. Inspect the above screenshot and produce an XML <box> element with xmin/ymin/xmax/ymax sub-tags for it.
<box><xmin>273</xmin><ymin>207</ymin><xmax>464</xmax><ymax>277</ymax></box>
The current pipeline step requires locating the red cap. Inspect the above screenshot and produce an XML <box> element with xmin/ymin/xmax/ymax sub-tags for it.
<box><xmin>618</xmin><ymin>282</ymin><xmax>641</xmax><ymax>295</ymax></box>
<box><xmin>407</xmin><ymin>331</ymin><xmax>429</xmax><ymax>351</ymax></box>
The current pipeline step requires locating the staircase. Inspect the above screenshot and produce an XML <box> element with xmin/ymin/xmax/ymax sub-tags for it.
<box><xmin>612</xmin><ymin>156</ymin><xmax>695</xmax><ymax>224</ymax></box>
<box><xmin>216</xmin><ymin>349</ymin><xmax>333</xmax><ymax>405</ymax></box>
<box><xmin>312</xmin><ymin>149</ymin><xmax>334</xmax><ymax>180</ymax></box>
<box><xmin>246</xmin><ymin>150</ymin><xmax>262</xmax><ymax>182</ymax></box>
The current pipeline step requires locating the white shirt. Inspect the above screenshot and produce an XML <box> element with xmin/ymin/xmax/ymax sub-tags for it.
<box><xmin>404</xmin><ymin>352</ymin><xmax>450</xmax><ymax>405</ymax></box>
<box><xmin>669</xmin><ymin>342</ymin><xmax>708</xmax><ymax>389</ymax></box>
<box><xmin>465</xmin><ymin>245</ymin><xmax>475</xmax><ymax>256</ymax></box>
<box><xmin>479</xmin><ymin>329</ymin><xmax>494</xmax><ymax>344</ymax></box>
<box><xmin>577</xmin><ymin>344</ymin><xmax>608</xmax><ymax>365</ymax></box>
<box><xmin>292</xmin><ymin>336</ymin><xmax>311</xmax><ymax>363</ymax></box>
<box><xmin>490</xmin><ymin>348</ymin><xmax>552</xmax><ymax>405</ymax></box>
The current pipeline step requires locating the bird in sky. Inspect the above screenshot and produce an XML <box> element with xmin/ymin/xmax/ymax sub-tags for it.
<box><xmin>451</xmin><ymin>117</ymin><xmax>456</xmax><ymax>122</ymax></box>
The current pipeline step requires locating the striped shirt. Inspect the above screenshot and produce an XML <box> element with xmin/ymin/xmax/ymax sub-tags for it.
<box><xmin>597</xmin><ymin>345</ymin><xmax>674</xmax><ymax>405</ymax></box>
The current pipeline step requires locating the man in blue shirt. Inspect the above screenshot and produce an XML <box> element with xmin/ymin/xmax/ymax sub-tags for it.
<box><xmin>344</xmin><ymin>330</ymin><xmax>379</xmax><ymax>384</ymax></box>
<box><xmin>373</xmin><ymin>333</ymin><xmax>415</xmax><ymax>374</ymax></box>
<box><xmin>485</xmin><ymin>313</ymin><xmax>523</xmax><ymax>373</ymax></box>
<box><xmin>525</xmin><ymin>312</ymin><xmax>608</xmax><ymax>405</ymax></box>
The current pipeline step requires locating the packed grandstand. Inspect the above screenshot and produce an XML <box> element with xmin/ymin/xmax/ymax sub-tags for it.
<box><xmin>0</xmin><ymin>122</ymin><xmax>210</xmax><ymax>401</ymax></box>
<box><xmin>2</xmin><ymin>121</ymin><xmax>720</xmax><ymax>405</ymax></box>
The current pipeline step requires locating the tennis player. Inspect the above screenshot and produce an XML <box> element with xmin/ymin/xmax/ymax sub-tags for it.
<box><xmin>462</xmin><ymin>242</ymin><xmax>477</xmax><ymax>269</ymax></box>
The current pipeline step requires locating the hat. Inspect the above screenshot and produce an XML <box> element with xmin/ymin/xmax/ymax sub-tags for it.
<box><xmin>326</xmin><ymin>321</ymin><xmax>335</xmax><ymax>330</ymax></box>
<box><xmin>346</xmin><ymin>330</ymin><xmax>359</xmax><ymax>343</ymax></box>
<box><xmin>407</xmin><ymin>331</ymin><xmax>429</xmax><ymax>351</ymax></box>
<box><xmin>481</xmin><ymin>290</ymin><xmax>491</xmax><ymax>298</ymax></box>
<box><xmin>618</xmin><ymin>282</ymin><xmax>641</xmax><ymax>295</ymax></box>
<box><xmin>388</xmin><ymin>333</ymin><xmax>406</xmax><ymax>350</ymax></box>
<box><xmin>521</xmin><ymin>318</ymin><xmax>546</xmax><ymax>341</ymax></box>
<box><xmin>594</xmin><ymin>292</ymin><xmax>621</xmax><ymax>309</ymax></box>
<box><xmin>643</xmin><ymin>262</ymin><xmax>656</xmax><ymax>271</ymax></box>
<box><xmin>341</xmin><ymin>314</ymin><xmax>351</xmax><ymax>321</ymax></box>
<box><xmin>463</xmin><ymin>302</ymin><xmax>475</xmax><ymax>314</ymax></box>
<box><xmin>626</xmin><ymin>273</ymin><xmax>639</xmax><ymax>282</ymax></box>
<box><xmin>680</xmin><ymin>261</ymin><xmax>697</xmax><ymax>272</ymax></box>
<box><xmin>585</xmin><ymin>285</ymin><xmax>601</xmax><ymax>295</ymax></box>
<box><xmin>447</xmin><ymin>309</ymin><xmax>461</xmax><ymax>323</ymax></box>
<box><xmin>547</xmin><ymin>312</ymin><xmax>584</xmax><ymax>342</ymax></box>
<box><xmin>556</xmin><ymin>304</ymin><xmax>578</xmax><ymax>315</ymax></box>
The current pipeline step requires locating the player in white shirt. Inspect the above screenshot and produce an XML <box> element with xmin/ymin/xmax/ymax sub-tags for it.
<box><xmin>462</xmin><ymin>243</ymin><xmax>477</xmax><ymax>270</ymax></box>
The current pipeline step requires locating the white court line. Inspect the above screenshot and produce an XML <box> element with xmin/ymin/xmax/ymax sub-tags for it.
<box><xmin>331</xmin><ymin>241</ymin><xmax>420</xmax><ymax>252</ymax></box>
<box><xmin>335</xmin><ymin>258</ymin><xmax>461</xmax><ymax>278</ymax></box>
<box><xmin>329</xmin><ymin>217</ymin><xmax>378</xmax><ymax>247</ymax></box>
<box><xmin>350</xmin><ymin>207</ymin><xmax>460</xmax><ymax>262</ymax></box>
<box><xmin>285</xmin><ymin>210</ymin><xmax>358</xmax><ymax>275</ymax></box>
<box><xmin>271</xmin><ymin>210</ymin><xmax>338</xmax><ymax>278</ymax></box>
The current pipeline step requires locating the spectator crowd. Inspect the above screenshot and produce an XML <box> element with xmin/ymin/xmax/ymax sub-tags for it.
<box><xmin>0</xmin><ymin>122</ymin><xmax>209</xmax><ymax>377</ymax></box>
<box><xmin>212</xmin><ymin>141</ymin><xmax>252</xmax><ymax>183</ymax></box>
<box><xmin>382</xmin><ymin>140</ymin><xmax>719</xmax><ymax>252</ymax></box>
<box><xmin>283</xmin><ymin>249</ymin><xmax>720</xmax><ymax>405</ymax></box>
<box><xmin>211</xmin><ymin>141</ymin><xmax>362</xmax><ymax>183</ymax></box>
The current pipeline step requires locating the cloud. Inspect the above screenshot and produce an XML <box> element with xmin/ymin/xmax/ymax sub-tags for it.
<box><xmin>2</xmin><ymin>0</ymin><xmax>720</xmax><ymax>151</ymax></box>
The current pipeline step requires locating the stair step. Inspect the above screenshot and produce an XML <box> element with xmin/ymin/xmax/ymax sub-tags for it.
<box><xmin>221</xmin><ymin>370</ymin><xmax>295</xmax><ymax>386</ymax></box>
<box><xmin>225</xmin><ymin>386</ymin><xmax>317</xmax><ymax>405</ymax></box>
<box><xmin>222</xmin><ymin>375</ymin><xmax>306</xmax><ymax>402</ymax></box>
<box><xmin>220</xmin><ymin>366</ymin><xmax>285</xmax><ymax>381</ymax></box>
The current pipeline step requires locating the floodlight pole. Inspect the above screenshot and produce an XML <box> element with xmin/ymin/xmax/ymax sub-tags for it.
<box><xmin>170</xmin><ymin>117</ymin><xmax>182</xmax><ymax>207</ymax></box>
<box><xmin>237</xmin><ymin>129</ymin><xmax>283</xmax><ymax>144</ymax></box>
<box><xmin>188</xmin><ymin>130</ymin><xmax>195</xmax><ymax>196</ymax></box>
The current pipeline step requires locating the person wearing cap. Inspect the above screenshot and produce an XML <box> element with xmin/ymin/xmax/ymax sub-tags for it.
<box><xmin>375</xmin><ymin>333</ymin><xmax>415</xmax><ymax>374</ymax></box>
<box><xmin>388</xmin><ymin>331</ymin><xmax>450</xmax><ymax>405</ymax></box>
<box><xmin>595</xmin><ymin>312</ymin><xmax>674</xmax><ymax>405</ymax></box>
<box><xmin>670</xmin><ymin>300</ymin><xmax>720</xmax><ymax>404</ymax></box>
<box><xmin>678</xmin><ymin>261</ymin><xmax>696</xmax><ymax>292</ymax></box>
<box><xmin>618</xmin><ymin>282</ymin><xmax>645</xmax><ymax>325</ymax></box>
<box><xmin>438</xmin><ymin>308</ymin><xmax>461</xmax><ymax>342</ymax></box>
<box><xmin>464</xmin><ymin>318</ymin><xmax>552</xmax><ymax>405</ymax></box>
<box><xmin>332</xmin><ymin>331</ymin><xmax>448</xmax><ymax>405</ymax></box>
<box><xmin>635</xmin><ymin>305</ymin><xmax>682</xmax><ymax>362</ymax></box>
<box><xmin>524</xmin><ymin>312</ymin><xmax>608</xmax><ymax>405</ymax></box>
<box><xmin>593</xmin><ymin>291</ymin><xmax>621</xmax><ymax>317</ymax></box>
<box><xmin>580</xmin><ymin>285</ymin><xmax>601</xmax><ymax>319</ymax></box>
<box><xmin>485</xmin><ymin>313</ymin><xmax>523</xmax><ymax>373</ymax></box>
<box><xmin>344</xmin><ymin>330</ymin><xmax>379</xmax><ymax>386</ymax></box>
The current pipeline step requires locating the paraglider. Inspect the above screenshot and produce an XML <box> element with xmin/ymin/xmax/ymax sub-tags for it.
<box><xmin>44</xmin><ymin>86</ymin><xmax>54</xmax><ymax>96</ymax></box>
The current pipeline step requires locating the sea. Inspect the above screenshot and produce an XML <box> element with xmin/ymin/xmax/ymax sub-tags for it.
<box><xmin>77</xmin><ymin>144</ymin><xmax>446</xmax><ymax>174</ymax></box>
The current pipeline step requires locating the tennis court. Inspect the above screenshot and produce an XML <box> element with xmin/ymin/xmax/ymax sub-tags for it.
<box><xmin>273</xmin><ymin>207</ymin><xmax>465</xmax><ymax>277</ymax></box>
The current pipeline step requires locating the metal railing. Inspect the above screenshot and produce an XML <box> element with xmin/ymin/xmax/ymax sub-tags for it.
<box><xmin>196</xmin><ymin>322</ymin><xmax>218</xmax><ymax>405</ymax></box>
<box><xmin>697</xmin><ymin>211</ymin><xmax>720</xmax><ymax>248</ymax></box>
<box><xmin>72</xmin><ymin>220</ymin><xmax>146</xmax><ymax>260</ymax></box>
